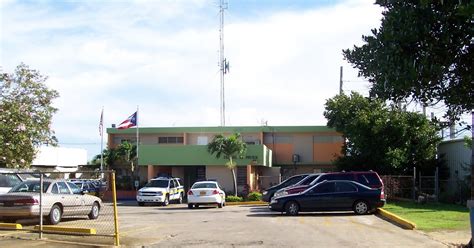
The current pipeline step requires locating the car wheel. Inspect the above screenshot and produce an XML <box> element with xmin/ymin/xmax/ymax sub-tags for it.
<box><xmin>353</xmin><ymin>200</ymin><xmax>369</xmax><ymax>215</ymax></box>
<box><xmin>88</xmin><ymin>202</ymin><xmax>100</xmax><ymax>219</ymax></box>
<box><xmin>48</xmin><ymin>204</ymin><xmax>62</xmax><ymax>225</ymax></box>
<box><xmin>188</xmin><ymin>204</ymin><xmax>194</xmax><ymax>209</ymax></box>
<box><xmin>285</xmin><ymin>201</ymin><xmax>299</xmax><ymax>216</ymax></box>
<box><xmin>163</xmin><ymin>195</ymin><xmax>169</xmax><ymax>206</ymax></box>
<box><xmin>138</xmin><ymin>202</ymin><xmax>145</xmax><ymax>206</ymax></box>
<box><xmin>177</xmin><ymin>193</ymin><xmax>183</xmax><ymax>204</ymax></box>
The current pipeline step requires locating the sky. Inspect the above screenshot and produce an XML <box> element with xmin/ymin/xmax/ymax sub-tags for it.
<box><xmin>3</xmin><ymin>0</ymin><xmax>454</xmax><ymax>160</ymax></box>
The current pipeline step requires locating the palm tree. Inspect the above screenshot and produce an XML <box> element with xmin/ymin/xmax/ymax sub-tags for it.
<box><xmin>207</xmin><ymin>133</ymin><xmax>247</xmax><ymax>196</ymax></box>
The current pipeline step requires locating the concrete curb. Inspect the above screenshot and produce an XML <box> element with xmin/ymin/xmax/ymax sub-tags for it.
<box><xmin>226</xmin><ymin>201</ymin><xmax>268</xmax><ymax>206</ymax></box>
<box><xmin>376</xmin><ymin>208</ymin><xmax>416</xmax><ymax>230</ymax></box>
<box><xmin>0</xmin><ymin>223</ymin><xmax>22</xmax><ymax>230</ymax></box>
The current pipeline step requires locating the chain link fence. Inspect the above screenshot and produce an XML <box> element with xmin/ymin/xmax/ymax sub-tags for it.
<box><xmin>380</xmin><ymin>175</ymin><xmax>415</xmax><ymax>200</ymax></box>
<box><xmin>0</xmin><ymin>170</ymin><xmax>119</xmax><ymax>246</ymax></box>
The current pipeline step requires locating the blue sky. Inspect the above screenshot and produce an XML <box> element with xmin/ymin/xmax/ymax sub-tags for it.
<box><xmin>1</xmin><ymin>0</ymin><xmax>386</xmax><ymax>159</ymax></box>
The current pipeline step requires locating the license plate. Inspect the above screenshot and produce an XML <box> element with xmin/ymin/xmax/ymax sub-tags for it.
<box><xmin>200</xmin><ymin>191</ymin><xmax>206</xmax><ymax>196</ymax></box>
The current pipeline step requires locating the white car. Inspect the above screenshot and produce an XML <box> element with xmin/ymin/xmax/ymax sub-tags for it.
<box><xmin>0</xmin><ymin>179</ymin><xmax>102</xmax><ymax>225</ymax></box>
<box><xmin>187</xmin><ymin>181</ymin><xmax>225</xmax><ymax>209</ymax></box>
<box><xmin>136</xmin><ymin>177</ymin><xmax>184</xmax><ymax>206</ymax></box>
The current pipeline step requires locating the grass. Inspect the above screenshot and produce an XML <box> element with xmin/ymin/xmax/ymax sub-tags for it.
<box><xmin>383</xmin><ymin>201</ymin><xmax>470</xmax><ymax>231</ymax></box>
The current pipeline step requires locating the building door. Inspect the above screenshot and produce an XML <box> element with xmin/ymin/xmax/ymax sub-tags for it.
<box><xmin>183</xmin><ymin>166</ymin><xmax>206</xmax><ymax>194</ymax></box>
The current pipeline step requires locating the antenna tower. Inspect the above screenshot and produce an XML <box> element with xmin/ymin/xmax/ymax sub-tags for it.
<box><xmin>219</xmin><ymin>0</ymin><xmax>228</xmax><ymax>126</ymax></box>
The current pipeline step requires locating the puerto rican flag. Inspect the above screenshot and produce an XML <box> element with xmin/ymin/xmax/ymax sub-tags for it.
<box><xmin>117</xmin><ymin>112</ymin><xmax>137</xmax><ymax>129</ymax></box>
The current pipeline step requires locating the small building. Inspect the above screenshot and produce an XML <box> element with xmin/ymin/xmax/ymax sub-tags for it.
<box><xmin>437</xmin><ymin>139</ymin><xmax>471</xmax><ymax>200</ymax></box>
<box><xmin>107</xmin><ymin>126</ymin><xmax>343</xmax><ymax>194</ymax></box>
<box><xmin>32</xmin><ymin>146</ymin><xmax>87</xmax><ymax>178</ymax></box>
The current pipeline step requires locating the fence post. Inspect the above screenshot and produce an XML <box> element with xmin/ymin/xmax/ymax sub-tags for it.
<box><xmin>419</xmin><ymin>170</ymin><xmax>422</xmax><ymax>196</ymax></box>
<box><xmin>112</xmin><ymin>172</ymin><xmax>120</xmax><ymax>246</ymax></box>
<box><xmin>413</xmin><ymin>167</ymin><xmax>416</xmax><ymax>202</ymax></box>
<box><xmin>39</xmin><ymin>173</ymin><xmax>43</xmax><ymax>239</ymax></box>
<box><xmin>435</xmin><ymin>167</ymin><xmax>439</xmax><ymax>202</ymax></box>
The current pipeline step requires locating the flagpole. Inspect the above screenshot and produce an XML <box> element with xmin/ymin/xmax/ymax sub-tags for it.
<box><xmin>100</xmin><ymin>107</ymin><xmax>104</xmax><ymax>172</ymax></box>
<box><xmin>136</xmin><ymin>105</ymin><xmax>139</xmax><ymax>189</ymax></box>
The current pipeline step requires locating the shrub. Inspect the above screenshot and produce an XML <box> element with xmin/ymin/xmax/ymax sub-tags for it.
<box><xmin>246</xmin><ymin>191</ymin><xmax>262</xmax><ymax>201</ymax></box>
<box><xmin>226</xmin><ymin>195</ymin><xmax>243</xmax><ymax>202</ymax></box>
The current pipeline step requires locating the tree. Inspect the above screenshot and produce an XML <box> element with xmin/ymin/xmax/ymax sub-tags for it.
<box><xmin>343</xmin><ymin>1</ymin><xmax>473</xmax><ymax>121</ymax></box>
<box><xmin>207</xmin><ymin>133</ymin><xmax>247</xmax><ymax>196</ymax></box>
<box><xmin>324</xmin><ymin>92</ymin><xmax>441</xmax><ymax>175</ymax></box>
<box><xmin>0</xmin><ymin>63</ymin><xmax>59</xmax><ymax>168</ymax></box>
<box><xmin>90</xmin><ymin>148</ymin><xmax>119</xmax><ymax>170</ymax></box>
<box><xmin>117</xmin><ymin>141</ymin><xmax>137</xmax><ymax>189</ymax></box>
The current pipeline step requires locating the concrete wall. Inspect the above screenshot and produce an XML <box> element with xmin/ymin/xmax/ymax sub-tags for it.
<box><xmin>205</xmin><ymin>166</ymin><xmax>234</xmax><ymax>193</ymax></box>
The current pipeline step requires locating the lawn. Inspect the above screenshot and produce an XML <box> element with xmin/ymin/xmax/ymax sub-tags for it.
<box><xmin>383</xmin><ymin>201</ymin><xmax>470</xmax><ymax>231</ymax></box>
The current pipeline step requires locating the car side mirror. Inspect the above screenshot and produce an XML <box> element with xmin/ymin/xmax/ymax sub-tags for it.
<box><xmin>82</xmin><ymin>190</ymin><xmax>89</xmax><ymax>195</ymax></box>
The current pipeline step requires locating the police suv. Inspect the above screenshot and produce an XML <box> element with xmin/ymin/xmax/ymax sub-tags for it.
<box><xmin>136</xmin><ymin>177</ymin><xmax>184</xmax><ymax>206</ymax></box>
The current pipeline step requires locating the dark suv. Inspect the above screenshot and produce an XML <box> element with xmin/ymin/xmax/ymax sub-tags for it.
<box><xmin>272</xmin><ymin>171</ymin><xmax>383</xmax><ymax>199</ymax></box>
<box><xmin>261</xmin><ymin>174</ymin><xmax>311</xmax><ymax>202</ymax></box>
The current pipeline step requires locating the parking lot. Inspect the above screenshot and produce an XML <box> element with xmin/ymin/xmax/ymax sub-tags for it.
<box><xmin>0</xmin><ymin>202</ymin><xmax>449</xmax><ymax>247</ymax></box>
<box><xmin>0</xmin><ymin>202</ymin><xmax>452</xmax><ymax>247</ymax></box>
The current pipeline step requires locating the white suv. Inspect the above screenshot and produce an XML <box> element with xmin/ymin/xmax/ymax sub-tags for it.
<box><xmin>136</xmin><ymin>177</ymin><xmax>184</xmax><ymax>206</ymax></box>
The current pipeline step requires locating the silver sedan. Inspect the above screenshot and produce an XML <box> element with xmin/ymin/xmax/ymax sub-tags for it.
<box><xmin>0</xmin><ymin>179</ymin><xmax>102</xmax><ymax>225</ymax></box>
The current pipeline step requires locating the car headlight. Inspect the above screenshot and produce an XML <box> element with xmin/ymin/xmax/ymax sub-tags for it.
<box><xmin>138</xmin><ymin>191</ymin><xmax>143</xmax><ymax>196</ymax></box>
<box><xmin>156</xmin><ymin>192</ymin><xmax>163</xmax><ymax>196</ymax></box>
<box><xmin>270</xmin><ymin>199</ymin><xmax>278</xmax><ymax>204</ymax></box>
<box><xmin>262</xmin><ymin>191</ymin><xmax>268</xmax><ymax>195</ymax></box>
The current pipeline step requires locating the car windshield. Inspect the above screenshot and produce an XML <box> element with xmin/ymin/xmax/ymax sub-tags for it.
<box><xmin>298</xmin><ymin>175</ymin><xmax>320</xmax><ymax>185</ymax></box>
<box><xmin>145</xmin><ymin>180</ymin><xmax>169</xmax><ymax>188</ymax></box>
<box><xmin>192</xmin><ymin>183</ymin><xmax>217</xmax><ymax>189</ymax></box>
<box><xmin>281</xmin><ymin>175</ymin><xmax>306</xmax><ymax>187</ymax></box>
<box><xmin>0</xmin><ymin>174</ymin><xmax>22</xmax><ymax>187</ymax></box>
<box><xmin>10</xmin><ymin>181</ymin><xmax>51</xmax><ymax>193</ymax></box>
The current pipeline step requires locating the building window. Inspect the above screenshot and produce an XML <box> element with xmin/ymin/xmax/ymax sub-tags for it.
<box><xmin>158</xmin><ymin>137</ymin><xmax>184</xmax><ymax>144</ymax></box>
<box><xmin>197</xmin><ymin>136</ymin><xmax>208</xmax><ymax>145</ymax></box>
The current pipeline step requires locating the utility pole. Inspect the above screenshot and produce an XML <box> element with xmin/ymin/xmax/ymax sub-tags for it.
<box><xmin>339</xmin><ymin>66</ymin><xmax>343</xmax><ymax>95</ymax></box>
<box><xmin>219</xmin><ymin>0</ymin><xmax>228</xmax><ymax>126</ymax></box>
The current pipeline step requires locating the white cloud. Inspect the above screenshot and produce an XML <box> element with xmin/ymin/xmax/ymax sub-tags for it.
<box><xmin>1</xmin><ymin>0</ymin><xmax>383</xmax><ymax>158</ymax></box>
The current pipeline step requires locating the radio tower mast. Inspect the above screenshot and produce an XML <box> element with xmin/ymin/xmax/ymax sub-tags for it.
<box><xmin>219</xmin><ymin>0</ymin><xmax>228</xmax><ymax>126</ymax></box>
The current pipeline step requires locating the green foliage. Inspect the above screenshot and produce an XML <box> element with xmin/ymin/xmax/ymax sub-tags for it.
<box><xmin>225</xmin><ymin>195</ymin><xmax>243</xmax><ymax>202</ymax></box>
<box><xmin>0</xmin><ymin>63</ymin><xmax>59</xmax><ymax>168</ymax></box>
<box><xmin>246</xmin><ymin>191</ymin><xmax>262</xmax><ymax>201</ymax></box>
<box><xmin>207</xmin><ymin>133</ymin><xmax>247</xmax><ymax>169</ymax></box>
<box><xmin>464</xmin><ymin>136</ymin><xmax>472</xmax><ymax>149</ymax></box>
<box><xmin>117</xmin><ymin>141</ymin><xmax>137</xmax><ymax>172</ymax></box>
<box><xmin>207</xmin><ymin>133</ymin><xmax>247</xmax><ymax>196</ymax></box>
<box><xmin>343</xmin><ymin>1</ymin><xmax>473</xmax><ymax>121</ymax></box>
<box><xmin>324</xmin><ymin>92</ymin><xmax>441</xmax><ymax>174</ymax></box>
<box><xmin>90</xmin><ymin>148</ymin><xmax>119</xmax><ymax>170</ymax></box>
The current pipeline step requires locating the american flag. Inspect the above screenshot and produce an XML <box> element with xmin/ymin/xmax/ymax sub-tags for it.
<box><xmin>99</xmin><ymin>109</ymin><xmax>103</xmax><ymax>136</ymax></box>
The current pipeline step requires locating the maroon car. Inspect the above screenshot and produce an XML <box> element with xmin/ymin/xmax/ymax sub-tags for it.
<box><xmin>272</xmin><ymin>171</ymin><xmax>384</xmax><ymax>199</ymax></box>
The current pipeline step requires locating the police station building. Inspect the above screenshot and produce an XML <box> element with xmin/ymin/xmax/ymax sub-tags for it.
<box><xmin>107</xmin><ymin>126</ymin><xmax>343</xmax><ymax>193</ymax></box>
